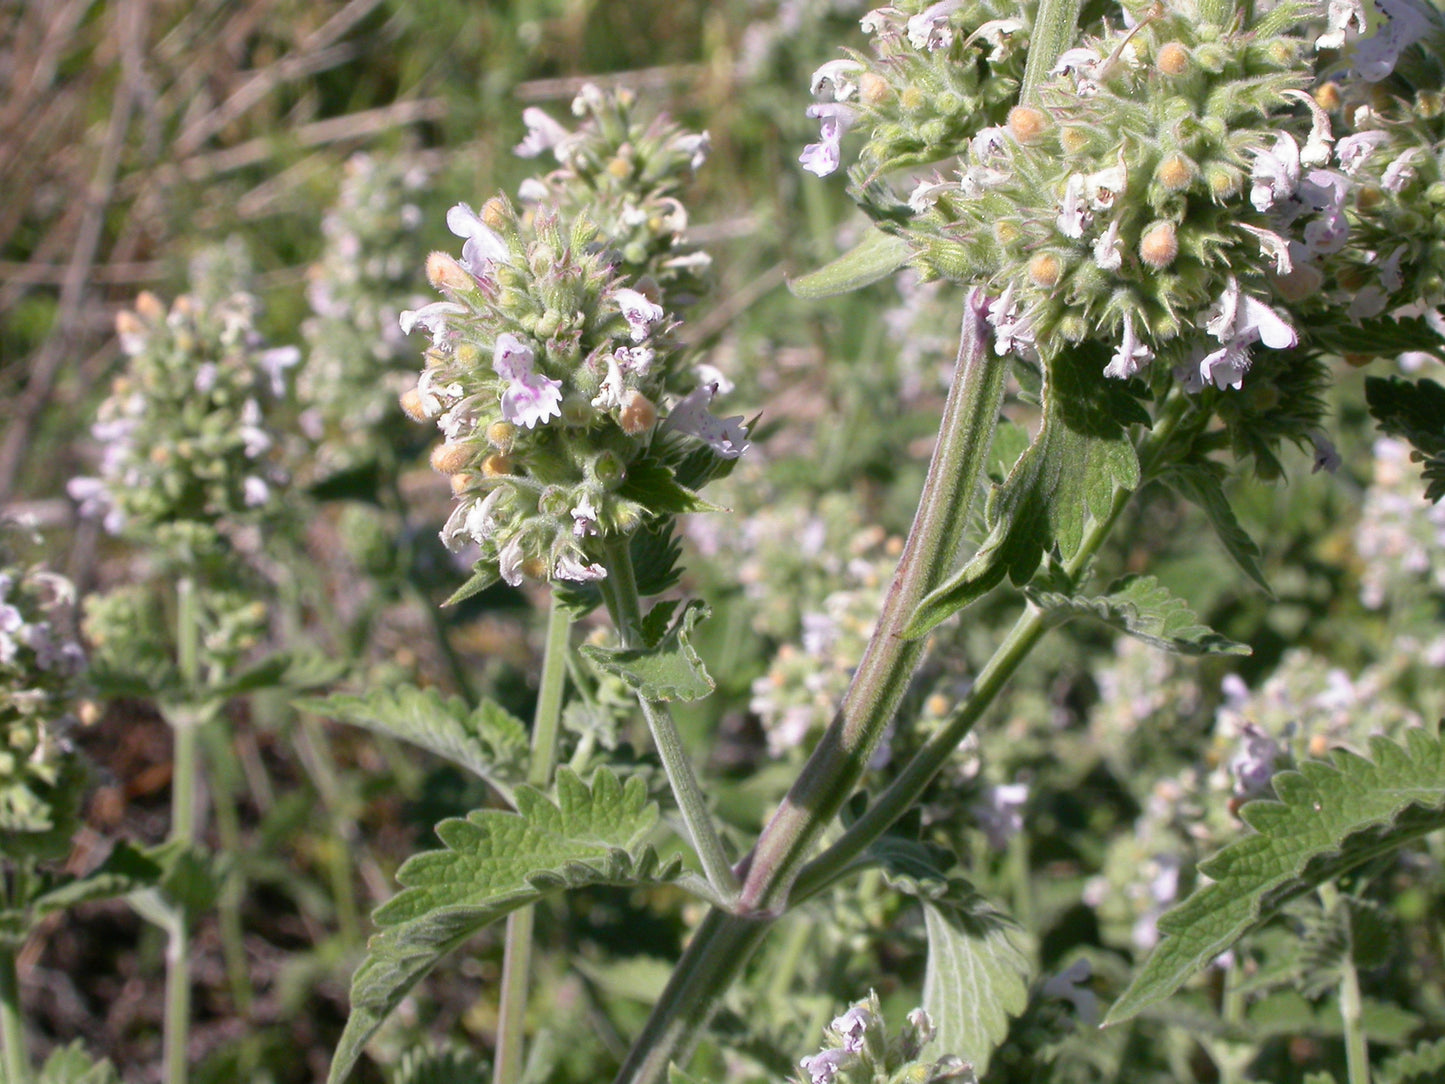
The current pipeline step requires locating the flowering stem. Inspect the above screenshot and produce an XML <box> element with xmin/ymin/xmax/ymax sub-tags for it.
<box><xmin>737</xmin><ymin>294</ymin><xmax>1004</xmax><ymax>915</ymax></box>
<box><xmin>0</xmin><ymin>939</ymin><xmax>30</xmax><ymax>1084</ymax></box>
<box><xmin>599</xmin><ymin>535</ymin><xmax>740</xmax><ymax>903</ymax></box>
<box><xmin>494</xmin><ymin>594</ymin><xmax>572</xmax><ymax>1084</ymax></box>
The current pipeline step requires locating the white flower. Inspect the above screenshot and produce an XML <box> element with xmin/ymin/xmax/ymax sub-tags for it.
<box><xmin>1283</xmin><ymin>89</ymin><xmax>1334</xmax><ymax>166</ymax></box>
<box><xmin>399</xmin><ymin>301</ymin><xmax>465</xmax><ymax>344</ymax></box>
<box><xmin>810</xmin><ymin>59</ymin><xmax>864</xmax><ymax>101</ymax></box>
<box><xmin>664</xmin><ymin>383</ymin><xmax>749</xmax><ymax>458</ymax></box>
<box><xmin>1236</xmin><ymin>223</ymin><xmax>1294</xmax><ymax>275</ymax></box>
<box><xmin>1056</xmin><ymin>174</ymin><xmax>1090</xmax><ymax>239</ymax></box>
<box><xmin>1379</xmin><ymin>245</ymin><xmax>1408</xmax><ymax>293</ymax></box>
<box><xmin>670</xmin><ymin>130</ymin><xmax>711</xmax><ymax>171</ymax></box>
<box><xmin>571</xmin><ymin>493</ymin><xmax>600</xmax><ymax>537</ymax></box>
<box><xmin>1298</xmin><ymin>170</ymin><xmax>1352</xmax><ymax>255</ymax></box>
<box><xmin>1230</xmin><ymin>722</ymin><xmax>1282</xmax><ymax>798</ymax></box>
<box><xmin>1093</xmin><ymin>216</ymin><xmax>1123</xmax><ymax>270</ymax></box>
<box><xmin>613</xmin><ymin>287</ymin><xmax>665</xmax><ymax>343</ymax></box>
<box><xmin>974</xmin><ymin>781</ymin><xmax>1029</xmax><ymax>849</ymax></box>
<box><xmin>1084</xmin><ymin>157</ymin><xmax>1128</xmax><ymax>210</ymax></box>
<box><xmin>1104</xmin><ymin>311</ymin><xmax>1153</xmax><ymax>379</ymax></box>
<box><xmin>906</xmin><ymin>0</ymin><xmax>966</xmax><ymax>50</ymax></box>
<box><xmin>985</xmin><ymin>284</ymin><xmax>1038</xmax><ymax>361</ymax></box>
<box><xmin>243</xmin><ymin>476</ymin><xmax>270</xmax><ymax>507</ymax></box>
<box><xmin>1199</xmin><ymin>277</ymin><xmax>1297</xmax><ymax>390</ymax></box>
<box><xmin>493</xmin><ymin>333</ymin><xmax>562</xmax><ymax>429</ymax></box>
<box><xmin>591</xmin><ymin>355</ymin><xmax>627</xmax><ymax>411</ymax></box>
<box><xmin>616</xmin><ymin>345</ymin><xmax>655</xmax><ymax>374</ymax></box>
<box><xmin>1042</xmin><ymin>959</ymin><xmax>1100</xmax><ymax>1027</ymax></box>
<box><xmin>447</xmin><ymin>203</ymin><xmax>511</xmax><ymax>277</ymax></box>
<box><xmin>908</xmin><ymin>177</ymin><xmax>952</xmax><ymax>213</ymax></box>
<box><xmin>514</xmin><ymin>107</ymin><xmax>574</xmax><ymax>160</ymax></box>
<box><xmin>498</xmin><ymin>535</ymin><xmax>527</xmax><ymax>587</ymax></box>
<box><xmin>966</xmin><ymin>17</ymin><xmax>1026</xmax><ymax>57</ymax></box>
<box><xmin>1317</xmin><ymin>0</ymin><xmax>1368</xmax><ymax>48</ymax></box>
<box><xmin>800</xmin><ymin>103</ymin><xmax>858</xmax><ymax>177</ymax></box>
<box><xmin>1250</xmin><ymin>134</ymin><xmax>1301</xmax><ymax>212</ymax></box>
<box><xmin>554</xmin><ymin>551</ymin><xmax>607</xmax><ymax>582</ymax></box>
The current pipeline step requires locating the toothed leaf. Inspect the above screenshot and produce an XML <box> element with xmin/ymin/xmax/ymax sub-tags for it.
<box><xmin>329</xmin><ymin>768</ymin><xmax>688</xmax><ymax>1083</ymax></box>
<box><xmin>581</xmin><ymin>600</ymin><xmax>714</xmax><ymax>702</ymax></box>
<box><xmin>1108</xmin><ymin>728</ymin><xmax>1445</xmax><ymax>1025</ymax></box>
<box><xmin>1027</xmin><ymin>574</ymin><xmax>1251</xmax><ymax>656</ymax></box>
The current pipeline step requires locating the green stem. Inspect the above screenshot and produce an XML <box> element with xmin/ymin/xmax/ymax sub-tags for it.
<box><xmin>494</xmin><ymin>594</ymin><xmax>573</xmax><ymax>1084</ymax></box>
<box><xmin>737</xmin><ymin>295</ymin><xmax>1005</xmax><ymax>915</ymax></box>
<box><xmin>600</xmin><ymin>537</ymin><xmax>740</xmax><ymax>903</ymax></box>
<box><xmin>1</xmin><ymin>940</ymin><xmax>30</xmax><ymax>1084</ymax></box>
<box><xmin>1020</xmin><ymin>0</ymin><xmax>1084</xmax><ymax>104</ymax></box>
<box><xmin>1321</xmin><ymin>885</ymin><xmax>1371</xmax><ymax>1084</ymax></box>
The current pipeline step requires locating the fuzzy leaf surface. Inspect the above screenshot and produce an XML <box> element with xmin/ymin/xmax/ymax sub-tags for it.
<box><xmin>301</xmin><ymin>686</ymin><xmax>528</xmax><ymax>798</ymax></box>
<box><xmin>871</xmin><ymin>833</ymin><xmax>1032</xmax><ymax>1075</ymax></box>
<box><xmin>580</xmin><ymin>600</ymin><xmax>714</xmax><ymax>702</ymax></box>
<box><xmin>37</xmin><ymin>1042</ymin><xmax>124</xmax><ymax>1084</ymax></box>
<box><xmin>1381</xmin><ymin>1038</ymin><xmax>1445</xmax><ymax>1084</ymax></box>
<box><xmin>1108</xmin><ymin>728</ymin><xmax>1445</xmax><ymax>1025</ymax></box>
<box><xmin>1027</xmin><ymin>574</ymin><xmax>1251</xmax><ymax>656</ymax></box>
<box><xmin>1365</xmin><ymin>375</ymin><xmax>1445</xmax><ymax>502</ymax></box>
<box><xmin>329</xmin><ymin>768</ymin><xmax>685</xmax><ymax>1083</ymax></box>
<box><xmin>908</xmin><ymin>345</ymin><xmax>1145</xmax><ymax>636</ymax></box>
<box><xmin>787</xmin><ymin>227</ymin><xmax>912</xmax><ymax>299</ymax></box>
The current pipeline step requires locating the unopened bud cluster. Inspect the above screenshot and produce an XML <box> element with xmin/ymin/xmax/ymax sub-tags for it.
<box><xmin>402</xmin><ymin>91</ymin><xmax>745</xmax><ymax>590</ymax></box>
<box><xmin>515</xmin><ymin>83</ymin><xmax>713</xmax><ymax>298</ymax></box>
<box><xmin>0</xmin><ymin>521</ymin><xmax>88</xmax><ymax>862</ymax></box>
<box><xmin>802</xmin><ymin>0</ymin><xmax>1034</xmax><ymax>184</ymax></box>
<box><xmin>298</xmin><ymin>153</ymin><xmax>433</xmax><ymax>475</ymax></box>
<box><xmin>70</xmin><ymin>289</ymin><xmax>296</xmax><ymax>554</ymax></box>
<box><xmin>798</xmin><ymin>992</ymin><xmax>974</xmax><ymax>1084</ymax></box>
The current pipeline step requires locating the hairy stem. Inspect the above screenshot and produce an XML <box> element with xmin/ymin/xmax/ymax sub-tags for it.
<box><xmin>1321</xmin><ymin>885</ymin><xmax>1372</xmax><ymax>1084</ymax></box>
<box><xmin>601</xmin><ymin>536</ymin><xmax>739</xmax><ymax>902</ymax></box>
<box><xmin>738</xmin><ymin>294</ymin><xmax>1004</xmax><ymax>915</ymax></box>
<box><xmin>494</xmin><ymin>595</ymin><xmax>573</xmax><ymax>1084</ymax></box>
<box><xmin>0</xmin><ymin>939</ymin><xmax>29</xmax><ymax>1084</ymax></box>
<box><xmin>1020</xmin><ymin>0</ymin><xmax>1084</xmax><ymax>104</ymax></box>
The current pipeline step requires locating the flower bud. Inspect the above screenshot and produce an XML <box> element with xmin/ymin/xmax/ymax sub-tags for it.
<box><xmin>1156</xmin><ymin>42</ymin><xmax>1191</xmax><ymax>75</ymax></box>
<box><xmin>1155</xmin><ymin>153</ymin><xmax>1196</xmax><ymax>191</ymax></box>
<box><xmin>400</xmin><ymin>387</ymin><xmax>428</xmax><ymax>422</ymax></box>
<box><xmin>1028</xmin><ymin>252</ymin><xmax>1063</xmax><ymax>288</ymax></box>
<box><xmin>481</xmin><ymin>197</ymin><xmax>511</xmax><ymax>232</ymax></box>
<box><xmin>486</xmin><ymin>421</ymin><xmax>516</xmax><ymax>451</ymax></box>
<box><xmin>427</xmin><ymin>251</ymin><xmax>474</xmax><ymax>292</ymax></box>
<box><xmin>1270</xmin><ymin>261</ymin><xmax>1324</xmax><ymax>302</ymax></box>
<box><xmin>1139</xmin><ymin>221</ymin><xmax>1179</xmax><ymax>268</ymax></box>
<box><xmin>134</xmin><ymin>291</ymin><xmax>165</xmax><ymax>321</ymax></box>
<box><xmin>1007</xmin><ymin>106</ymin><xmax>1049</xmax><ymax>144</ymax></box>
<box><xmin>1206</xmin><ymin>164</ymin><xmax>1242</xmax><ymax>200</ymax></box>
<box><xmin>900</xmin><ymin>86</ymin><xmax>926</xmax><ymax>112</ymax></box>
<box><xmin>618</xmin><ymin>390</ymin><xmax>657</xmax><ymax>434</ymax></box>
<box><xmin>450</xmin><ymin>472</ymin><xmax>473</xmax><ymax>495</ymax></box>
<box><xmin>590</xmin><ymin>450</ymin><xmax>624</xmax><ymax>487</ymax></box>
<box><xmin>1355</xmin><ymin>185</ymin><xmax>1385</xmax><ymax>211</ymax></box>
<box><xmin>859</xmin><ymin>72</ymin><xmax>890</xmax><ymax>104</ymax></box>
<box><xmin>1315</xmin><ymin>82</ymin><xmax>1342</xmax><ymax>111</ymax></box>
<box><xmin>115</xmin><ymin>309</ymin><xmax>145</xmax><ymax>342</ymax></box>
<box><xmin>482</xmin><ymin>453</ymin><xmax>514</xmax><ymax>477</ymax></box>
<box><xmin>1060</xmin><ymin>127</ymin><xmax>1093</xmax><ymax>155</ymax></box>
<box><xmin>430</xmin><ymin>442</ymin><xmax>471</xmax><ymax>475</ymax></box>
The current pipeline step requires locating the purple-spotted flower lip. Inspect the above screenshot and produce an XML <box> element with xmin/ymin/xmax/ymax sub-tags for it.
<box><xmin>799</xmin><ymin>103</ymin><xmax>858</xmax><ymax>178</ymax></box>
<box><xmin>809</xmin><ymin>59</ymin><xmax>865</xmax><ymax>101</ymax></box>
<box><xmin>514</xmin><ymin>107</ymin><xmax>575</xmax><ymax>160</ymax></box>
<box><xmin>492</xmin><ymin>333</ymin><xmax>563</xmax><ymax>429</ymax></box>
<box><xmin>613</xmin><ymin>287</ymin><xmax>666</xmax><ymax>342</ymax></box>
<box><xmin>447</xmin><ymin>203</ymin><xmax>511</xmax><ymax>278</ymax></box>
<box><xmin>1103</xmin><ymin>311</ymin><xmax>1153</xmax><ymax>380</ymax></box>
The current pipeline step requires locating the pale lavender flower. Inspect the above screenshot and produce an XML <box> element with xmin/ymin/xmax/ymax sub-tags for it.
<box><xmin>554</xmin><ymin>551</ymin><xmax>607</xmax><ymax>582</ymax></box>
<box><xmin>1199</xmin><ymin>276</ymin><xmax>1297</xmax><ymax>390</ymax></box>
<box><xmin>243</xmin><ymin>476</ymin><xmax>270</xmax><ymax>507</ymax></box>
<box><xmin>1042</xmin><ymin>959</ymin><xmax>1100</xmax><ymax>1026</ymax></box>
<box><xmin>801</xmin><ymin>103</ymin><xmax>858</xmax><ymax>177</ymax></box>
<box><xmin>831</xmin><ymin>1003</ymin><xmax>876</xmax><ymax>1051</ymax></box>
<box><xmin>498</xmin><ymin>534</ymin><xmax>526</xmax><ymax>586</ymax></box>
<box><xmin>1317</xmin><ymin>0</ymin><xmax>1367</xmax><ymax>48</ymax></box>
<box><xmin>907</xmin><ymin>0</ymin><xmax>967</xmax><ymax>50</ymax></box>
<box><xmin>1383</xmin><ymin>148</ymin><xmax>1421</xmax><ymax>192</ymax></box>
<box><xmin>493</xmin><ymin>333</ymin><xmax>563</xmax><ymax>429</ymax></box>
<box><xmin>613</xmin><ymin>288</ymin><xmax>665</xmax><ymax>342</ymax></box>
<box><xmin>1056</xmin><ymin>174</ymin><xmax>1090</xmax><ymax>239</ymax></box>
<box><xmin>1353</xmin><ymin>0</ymin><xmax>1436</xmax><ymax>80</ymax></box>
<box><xmin>400</xmin><ymin>301</ymin><xmax>466</xmax><ymax>344</ymax></box>
<box><xmin>1311</xmin><ymin>432</ymin><xmax>1342</xmax><ymax>473</ymax></box>
<box><xmin>514</xmin><ymin>107</ymin><xmax>574</xmax><ymax>159</ymax></box>
<box><xmin>256</xmin><ymin>345</ymin><xmax>301</xmax><ymax>397</ymax></box>
<box><xmin>1236</xmin><ymin>223</ymin><xmax>1294</xmax><ymax>275</ymax></box>
<box><xmin>1335</xmin><ymin>130</ymin><xmax>1390</xmax><ymax>174</ymax></box>
<box><xmin>1093</xmin><ymin>216</ymin><xmax>1123</xmax><ymax>270</ymax></box>
<box><xmin>1230</xmin><ymin>722</ymin><xmax>1282</xmax><ymax>798</ymax></box>
<box><xmin>974</xmin><ymin>781</ymin><xmax>1029</xmax><ymax>849</ymax></box>
<box><xmin>446</xmin><ymin>203</ymin><xmax>511</xmax><ymax>277</ymax></box>
<box><xmin>664</xmin><ymin>383</ymin><xmax>749</xmax><ymax>457</ymax></box>
<box><xmin>801</xmin><ymin>1048</ymin><xmax>857</xmax><ymax>1084</ymax></box>
<box><xmin>572</xmin><ymin>493</ymin><xmax>600</xmax><ymax>537</ymax></box>
<box><xmin>985</xmin><ymin>285</ymin><xmax>1038</xmax><ymax>361</ymax></box>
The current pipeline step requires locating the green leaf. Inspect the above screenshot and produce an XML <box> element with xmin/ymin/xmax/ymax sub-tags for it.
<box><xmin>443</xmin><ymin>564</ymin><xmax>500</xmax><ymax>607</ymax></box>
<box><xmin>37</xmin><ymin>1041</ymin><xmax>124</xmax><ymax>1084</ymax></box>
<box><xmin>787</xmin><ymin>227</ymin><xmax>912</xmax><ymax>299</ymax></box>
<box><xmin>1365</xmin><ymin>375</ymin><xmax>1445</xmax><ymax>502</ymax></box>
<box><xmin>1026</xmin><ymin>574</ymin><xmax>1251</xmax><ymax>656</ymax></box>
<box><xmin>31</xmin><ymin>840</ymin><xmax>168</xmax><ymax>919</ymax></box>
<box><xmin>300</xmin><ymin>686</ymin><xmax>528</xmax><ymax>798</ymax></box>
<box><xmin>329</xmin><ymin>768</ymin><xmax>685</xmax><ymax>1084</ymax></box>
<box><xmin>616</xmin><ymin>456</ymin><xmax>719</xmax><ymax>516</ymax></box>
<box><xmin>1162</xmin><ymin>461</ymin><xmax>1271</xmax><ymax>592</ymax></box>
<box><xmin>908</xmin><ymin>344</ymin><xmax>1145</xmax><ymax>637</ymax></box>
<box><xmin>869</xmin><ymin>835</ymin><xmax>1032</xmax><ymax>1075</ymax></box>
<box><xmin>389</xmin><ymin>1045</ymin><xmax>489</xmax><ymax>1084</ymax></box>
<box><xmin>921</xmin><ymin>895</ymin><xmax>1033</xmax><ymax>1075</ymax></box>
<box><xmin>580</xmin><ymin>600</ymin><xmax>714</xmax><ymax>702</ymax></box>
<box><xmin>1107</xmin><ymin>728</ymin><xmax>1445</xmax><ymax>1025</ymax></box>
<box><xmin>1309</xmin><ymin>315</ymin><xmax>1443</xmax><ymax>359</ymax></box>
<box><xmin>1380</xmin><ymin>1038</ymin><xmax>1445</xmax><ymax>1084</ymax></box>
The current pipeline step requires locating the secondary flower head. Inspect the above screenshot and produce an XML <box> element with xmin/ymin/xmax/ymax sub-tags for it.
<box><xmin>70</xmin><ymin>286</ymin><xmax>293</xmax><ymax>555</ymax></box>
